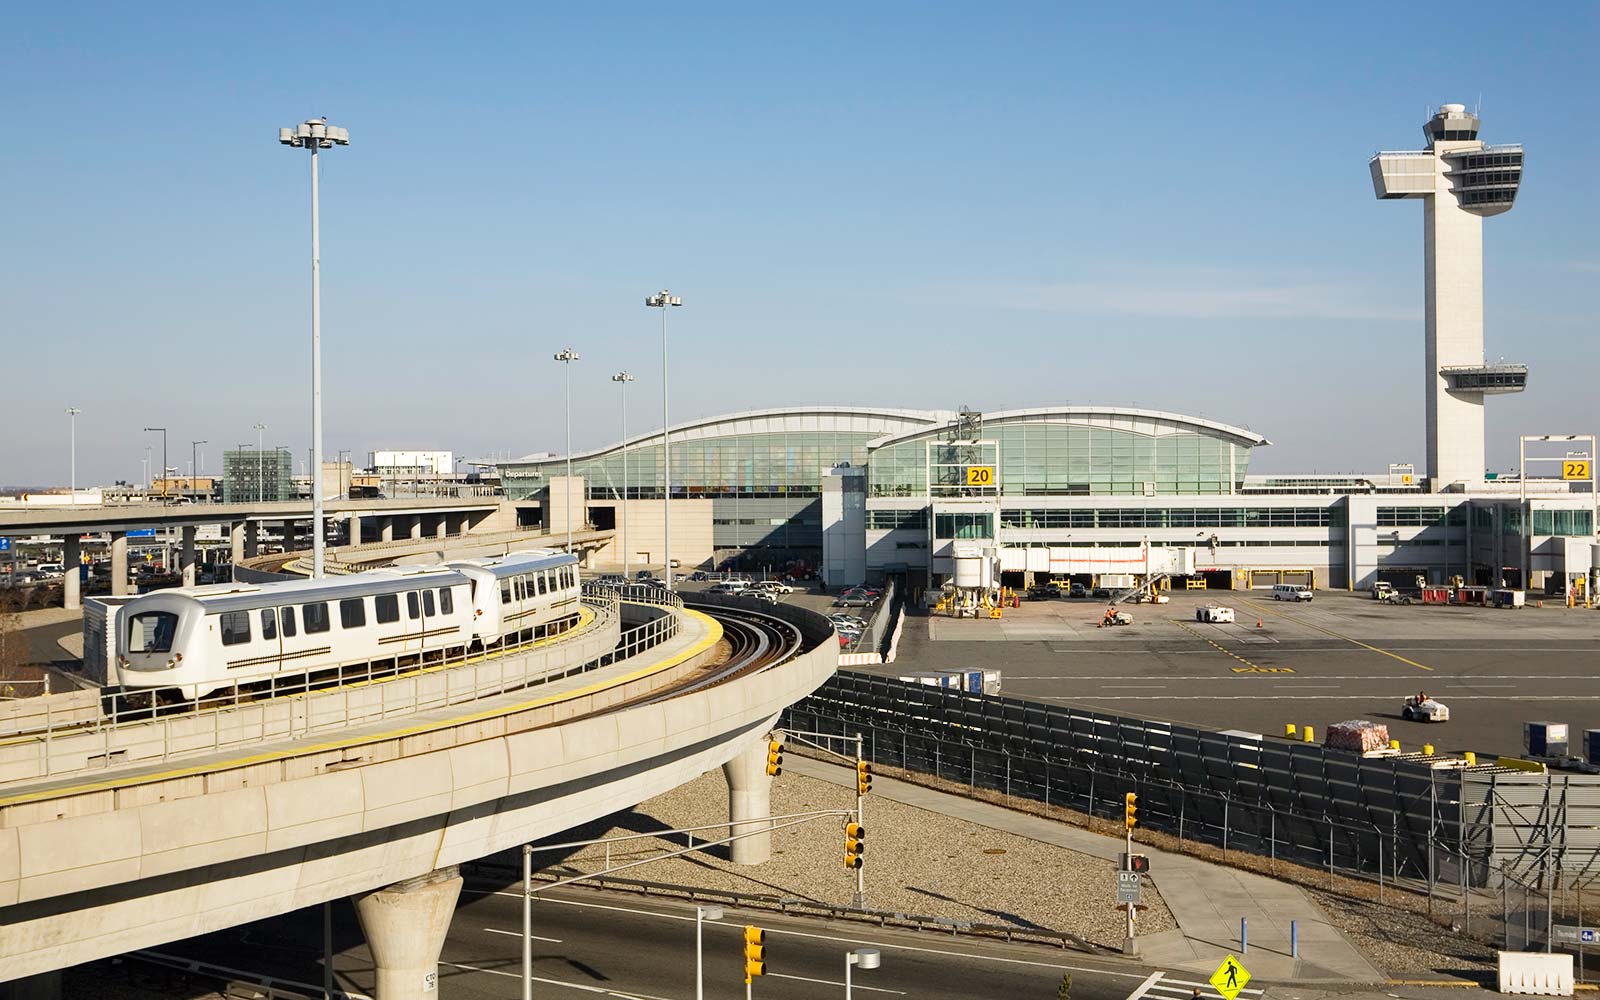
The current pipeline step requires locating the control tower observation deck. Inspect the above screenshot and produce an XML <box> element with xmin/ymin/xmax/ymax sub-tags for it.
<box><xmin>1370</xmin><ymin>104</ymin><xmax>1525</xmax><ymax>491</ymax></box>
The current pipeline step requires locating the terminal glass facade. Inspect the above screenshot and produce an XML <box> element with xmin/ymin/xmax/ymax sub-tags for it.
<box><xmin>223</xmin><ymin>448</ymin><xmax>293</xmax><ymax>502</ymax></box>
<box><xmin>869</xmin><ymin>421</ymin><xmax>1249</xmax><ymax>498</ymax></box>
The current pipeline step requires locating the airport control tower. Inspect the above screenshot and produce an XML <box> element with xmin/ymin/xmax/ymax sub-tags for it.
<box><xmin>1371</xmin><ymin>104</ymin><xmax>1525</xmax><ymax>490</ymax></box>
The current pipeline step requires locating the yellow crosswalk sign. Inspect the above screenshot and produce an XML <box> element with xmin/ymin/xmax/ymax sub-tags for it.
<box><xmin>1209</xmin><ymin>954</ymin><xmax>1251</xmax><ymax>1000</ymax></box>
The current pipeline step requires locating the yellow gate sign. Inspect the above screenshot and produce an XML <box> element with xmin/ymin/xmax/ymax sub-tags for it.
<box><xmin>965</xmin><ymin>465</ymin><xmax>995</xmax><ymax>487</ymax></box>
<box><xmin>1563</xmin><ymin>460</ymin><xmax>1592</xmax><ymax>481</ymax></box>
<box><xmin>1209</xmin><ymin>954</ymin><xmax>1251</xmax><ymax>1000</ymax></box>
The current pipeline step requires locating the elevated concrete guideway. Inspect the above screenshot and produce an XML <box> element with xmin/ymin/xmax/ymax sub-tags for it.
<box><xmin>0</xmin><ymin>496</ymin><xmax>502</xmax><ymax>538</ymax></box>
<box><xmin>0</xmin><ymin>597</ymin><xmax>839</xmax><ymax>995</ymax></box>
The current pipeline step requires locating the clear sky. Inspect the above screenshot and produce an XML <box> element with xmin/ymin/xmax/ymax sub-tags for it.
<box><xmin>2</xmin><ymin>3</ymin><xmax>1595</xmax><ymax>486</ymax></box>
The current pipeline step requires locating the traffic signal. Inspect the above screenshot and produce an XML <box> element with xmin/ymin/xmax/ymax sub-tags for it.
<box><xmin>844</xmin><ymin>820</ymin><xmax>866</xmax><ymax>869</ymax></box>
<box><xmin>1129</xmin><ymin>853</ymin><xmax>1150</xmax><ymax>874</ymax></box>
<box><xmin>765</xmin><ymin>739</ymin><xmax>784</xmax><ymax>777</ymax></box>
<box><xmin>742</xmin><ymin>925</ymin><xmax>766</xmax><ymax>982</ymax></box>
<box><xmin>1124</xmin><ymin>792</ymin><xmax>1138</xmax><ymax>830</ymax></box>
<box><xmin>855</xmin><ymin>759</ymin><xmax>873</xmax><ymax>796</ymax></box>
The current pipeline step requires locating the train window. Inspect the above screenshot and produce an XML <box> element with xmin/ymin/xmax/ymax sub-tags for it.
<box><xmin>220</xmin><ymin>611</ymin><xmax>252</xmax><ymax>646</ymax></box>
<box><xmin>423</xmin><ymin>590</ymin><xmax>436</xmax><ymax>616</ymax></box>
<box><xmin>500</xmin><ymin>579</ymin><xmax>512</xmax><ymax>603</ymax></box>
<box><xmin>407</xmin><ymin>592</ymin><xmax>420</xmax><ymax>619</ymax></box>
<box><xmin>439</xmin><ymin>588</ymin><xmax>454</xmax><ymax>614</ymax></box>
<box><xmin>128</xmin><ymin>612</ymin><xmax>178</xmax><ymax>653</ymax></box>
<box><xmin>536</xmin><ymin>573</ymin><xmax>547</xmax><ymax>596</ymax></box>
<box><xmin>375</xmin><ymin>594</ymin><xmax>399</xmax><ymax>624</ymax></box>
<box><xmin>340</xmin><ymin>598</ymin><xmax>366</xmax><ymax>629</ymax></box>
<box><xmin>515</xmin><ymin>577</ymin><xmax>526</xmax><ymax>600</ymax></box>
<box><xmin>261</xmin><ymin>608</ymin><xmax>278</xmax><ymax>641</ymax></box>
<box><xmin>280</xmin><ymin>606</ymin><xmax>298</xmax><ymax>637</ymax></box>
<box><xmin>303</xmin><ymin>602</ymin><xmax>331</xmax><ymax>634</ymax></box>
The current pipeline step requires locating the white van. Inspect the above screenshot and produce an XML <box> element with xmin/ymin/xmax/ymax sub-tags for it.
<box><xmin>1272</xmin><ymin>583</ymin><xmax>1313</xmax><ymax>602</ymax></box>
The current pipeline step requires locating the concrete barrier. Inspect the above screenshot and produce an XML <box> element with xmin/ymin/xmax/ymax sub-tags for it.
<box><xmin>1498</xmin><ymin>951</ymin><xmax>1574</xmax><ymax>995</ymax></box>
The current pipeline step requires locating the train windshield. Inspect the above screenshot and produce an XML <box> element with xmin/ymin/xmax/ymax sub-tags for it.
<box><xmin>128</xmin><ymin>612</ymin><xmax>179</xmax><ymax>654</ymax></box>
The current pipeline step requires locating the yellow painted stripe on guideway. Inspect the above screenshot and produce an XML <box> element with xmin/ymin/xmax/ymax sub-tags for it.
<box><xmin>1234</xmin><ymin>596</ymin><xmax>1434</xmax><ymax>672</ymax></box>
<box><xmin>1171</xmin><ymin>619</ymin><xmax>1293</xmax><ymax>674</ymax></box>
<box><xmin>0</xmin><ymin>609</ymin><xmax>724</xmax><ymax>808</ymax></box>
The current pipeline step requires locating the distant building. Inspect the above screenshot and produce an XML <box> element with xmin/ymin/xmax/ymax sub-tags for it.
<box><xmin>223</xmin><ymin>448</ymin><xmax>293</xmax><ymax>503</ymax></box>
<box><xmin>370</xmin><ymin>450</ymin><xmax>453</xmax><ymax>477</ymax></box>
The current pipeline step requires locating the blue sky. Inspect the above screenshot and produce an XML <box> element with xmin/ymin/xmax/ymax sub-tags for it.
<box><xmin>2</xmin><ymin>3</ymin><xmax>1595</xmax><ymax>485</ymax></box>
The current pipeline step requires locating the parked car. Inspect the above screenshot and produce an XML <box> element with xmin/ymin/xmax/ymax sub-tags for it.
<box><xmin>753</xmin><ymin>580</ymin><xmax>794</xmax><ymax>595</ymax></box>
<box><xmin>689</xmin><ymin>571</ymin><xmax>710</xmax><ymax>582</ymax></box>
<box><xmin>635</xmin><ymin>570</ymin><xmax>654</xmax><ymax>581</ymax></box>
<box><xmin>1091</xmin><ymin>587</ymin><xmax>1111</xmax><ymax>599</ymax></box>
<box><xmin>1027</xmin><ymin>585</ymin><xmax>1057</xmax><ymax>600</ymax></box>
<box><xmin>829</xmin><ymin>614</ymin><xmax>866</xmax><ymax>629</ymax></box>
<box><xmin>708</xmin><ymin>582</ymin><xmax>746</xmax><ymax>595</ymax></box>
<box><xmin>747</xmin><ymin>590</ymin><xmax>779</xmax><ymax>605</ymax></box>
<box><xmin>596</xmin><ymin>574</ymin><xmax>627</xmax><ymax>586</ymax></box>
<box><xmin>834</xmin><ymin>593</ymin><xmax>874</xmax><ymax>607</ymax></box>
<box><xmin>1068</xmin><ymin>582</ymin><xmax>1088</xmax><ymax>599</ymax></box>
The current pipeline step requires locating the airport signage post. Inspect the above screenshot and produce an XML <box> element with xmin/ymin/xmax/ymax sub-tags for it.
<box><xmin>1116</xmin><ymin>871</ymin><xmax>1141</xmax><ymax>904</ymax></box>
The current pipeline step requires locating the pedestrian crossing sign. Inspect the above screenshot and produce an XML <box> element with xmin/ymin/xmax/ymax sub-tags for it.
<box><xmin>1209</xmin><ymin>954</ymin><xmax>1251</xmax><ymax>1000</ymax></box>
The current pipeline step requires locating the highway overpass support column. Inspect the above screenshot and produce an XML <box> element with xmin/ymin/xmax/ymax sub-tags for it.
<box><xmin>61</xmin><ymin>536</ymin><xmax>81</xmax><ymax>610</ymax></box>
<box><xmin>244</xmin><ymin>522</ymin><xmax>259</xmax><ymax>559</ymax></box>
<box><xmin>283</xmin><ymin>519</ymin><xmax>298</xmax><ymax>553</ymax></box>
<box><xmin>380</xmin><ymin>517</ymin><xmax>394</xmax><ymax>543</ymax></box>
<box><xmin>230</xmin><ymin>521</ymin><xmax>246</xmax><ymax>563</ymax></box>
<box><xmin>353</xmin><ymin>866</ymin><xmax>462</xmax><ymax>1000</ymax></box>
<box><xmin>180</xmin><ymin>526</ymin><xmax>197</xmax><ymax>587</ymax></box>
<box><xmin>434</xmin><ymin>515</ymin><xmax>447</xmax><ymax>540</ymax></box>
<box><xmin>109</xmin><ymin>531</ymin><xmax>129</xmax><ymax>597</ymax></box>
<box><xmin>721</xmin><ymin>732</ymin><xmax>779</xmax><ymax>865</ymax></box>
<box><xmin>455</xmin><ymin>512</ymin><xmax>471</xmax><ymax>536</ymax></box>
<box><xmin>408</xmin><ymin>516</ymin><xmax>423</xmax><ymax>541</ymax></box>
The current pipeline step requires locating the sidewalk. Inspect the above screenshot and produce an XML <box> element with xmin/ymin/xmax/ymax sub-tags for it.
<box><xmin>785</xmin><ymin>755</ymin><xmax>1387</xmax><ymax>985</ymax></box>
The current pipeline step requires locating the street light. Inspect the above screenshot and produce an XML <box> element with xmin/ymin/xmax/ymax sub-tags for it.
<box><xmin>65</xmin><ymin>408</ymin><xmax>81</xmax><ymax>505</ymax></box>
<box><xmin>553</xmin><ymin>348</ymin><xmax>581</xmax><ymax>553</ymax></box>
<box><xmin>191</xmin><ymin>440</ymin><xmax>207</xmax><ymax>501</ymax></box>
<box><xmin>255</xmin><ymin>423</ymin><xmax>266</xmax><ymax>503</ymax></box>
<box><xmin>144</xmin><ymin>428</ymin><xmax>167</xmax><ymax>499</ymax></box>
<box><xmin>278</xmin><ymin>115</ymin><xmax>350</xmax><ymax>579</ymax></box>
<box><xmin>845</xmin><ymin>947</ymin><xmax>881</xmax><ymax>999</ymax></box>
<box><xmin>644</xmin><ymin>290</ymin><xmax>682</xmax><ymax>587</ymax></box>
<box><xmin>612</xmin><ymin>371</ymin><xmax>634</xmax><ymax>578</ymax></box>
<box><xmin>694</xmin><ymin>904</ymin><xmax>723</xmax><ymax>1000</ymax></box>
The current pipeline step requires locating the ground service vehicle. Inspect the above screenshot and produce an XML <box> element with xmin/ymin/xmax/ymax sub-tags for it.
<box><xmin>1402</xmin><ymin>695</ymin><xmax>1450</xmax><ymax>722</ymax></box>
<box><xmin>1196</xmin><ymin>604</ymin><xmax>1235</xmax><ymax>623</ymax></box>
<box><xmin>116</xmin><ymin>550</ymin><xmax>580</xmax><ymax>702</ymax></box>
<box><xmin>1272</xmin><ymin>584</ymin><xmax>1314</xmax><ymax>601</ymax></box>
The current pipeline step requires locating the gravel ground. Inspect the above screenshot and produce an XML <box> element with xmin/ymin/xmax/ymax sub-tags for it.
<box><xmin>526</xmin><ymin>769</ymin><xmax>1174</xmax><ymax>949</ymax></box>
<box><xmin>1307</xmin><ymin>889</ymin><xmax>1497</xmax><ymax>978</ymax></box>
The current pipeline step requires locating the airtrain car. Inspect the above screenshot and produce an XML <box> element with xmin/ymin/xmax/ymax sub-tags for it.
<box><xmin>114</xmin><ymin>549</ymin><xmax>582</xmax><ymax>702</ymax></box>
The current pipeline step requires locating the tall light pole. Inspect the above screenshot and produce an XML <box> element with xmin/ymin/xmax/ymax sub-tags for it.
<box><xmin>553</xmin><ymin>348</ymin><xmax>581</xmax><ymax>553</ymax></box>
<box><xmin>144</xmin><ymin>427</ymin><xmax>167</xmax><ymax>499</ymax></box>
<box><xmin>612</xmin><ymin>371</ymin><xmax>634</xmax><ymax>577</ymax></box>
<box><xmin>143</xmin><ymin>446</ymin><xmax>152</xmax><ymax>492</ymax></box>
<box><xmin>644</xmin><ymin>290</ymin><xmax>682</xmax><ymax>586</ymax></box>
<box><xmin>694</xmin><ymin>904</ymin><xmax>723</xmax><ymax>1000</ymax></box>
<box><xmin>65</xmin><ymin>408</ymin><xmax>81</xmax><ymax>505</ymax></box>
<box><xmin>278</xmin><ymin>116</ymin><xmax>349</xmax><ymax>579</ymax></box>
<box><xmin>191</xmin><ymin>440</ymin><xmax>206</xmax><ymax>500</ymax></box>
<box><xmin>255</xmin><ymin>423</ymin><xmax>266</xmax><ymax>503</ymax></box>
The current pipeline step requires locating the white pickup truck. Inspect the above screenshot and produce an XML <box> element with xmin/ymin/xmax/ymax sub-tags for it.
<box><xmin>1402</xmin><ymin>695</ymin><xmax>1450</xmax><ymax>722</ymax></box>
<box><xmin>1196</xmin><ymin>605</ymin><xmax>1235</xmax><ymax>624</ymax></box>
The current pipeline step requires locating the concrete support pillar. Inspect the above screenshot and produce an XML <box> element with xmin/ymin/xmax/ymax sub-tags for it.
<box><xmin>0</xmin><ymin>970</ymin><xmax>62</xmax><ymax>1000</ymax></box>
<box><xmin>721</xmin><ymin>732</ymin><xmax>778</xmax><ymax>865</ymax></box>
<box><xmin>283</xmin><ymin>520</ymin><xmax>299</xmax><ymax>553</ymax></box>
<box><xmin>353</xmin><ymin>867</ymin><xmax>462</xmax><ymax>1000</ymax></box>
<box><xmin>244</xmin><ymin>521</ymin><xmax>260</xmax><ymax>559</ymax></box>
<box><xmin>110</xmin><ymin>531</ymin><xmax>129</xmax><ymax>597</ymax></box>
<box><xmin>456</xmin><ymin>512</ymin><xmax>471</xmax><ymax>536</ymax></box>
<box><xmin>381</xmin><ymin>517</ymin><xmax>394</xmax><ymax>543</ymax></box>
<box><xmin>230</xmin><ymin>521</ymin><xmax>247</xmax><ymax>564</ymax></box>
<box><xmin>408</xmin><ymin>516</ymin><xmax>423</xmax><ymax>541</ymax></box>
<box><xmin>61</xmin><ymin>535</ymin><xmax>81</xmax><ymax>611</ymax></box>
<box><xmin>180</xmin><ymin>526</ymin><xmax>197</xmax><ymax>587</ymax></box>
<box><xmin>352</xmin><ymin>516</ymin><xmax>369</xmax><ymax>546</ymax></box>
<box><xmin>435</xmin><ymin>515</ymin><xmax>447</xmax><ymax>540</ymax></box>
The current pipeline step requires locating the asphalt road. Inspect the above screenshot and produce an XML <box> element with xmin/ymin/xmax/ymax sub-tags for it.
<box><xmin>147</xmin><ymin>878</ymin><xmax>1200</xmax><ymax>1000</ymax></box>
<box><xmin>872</xmin><ymin>589</ymin><xmax>1600</xmax><ymax>758</ymax></box>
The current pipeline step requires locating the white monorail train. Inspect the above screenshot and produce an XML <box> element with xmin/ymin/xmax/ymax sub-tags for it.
<box><xmin>115</xmin><ymin>550</ymin><xmax>581</xmax><ymax>701</ymax></box>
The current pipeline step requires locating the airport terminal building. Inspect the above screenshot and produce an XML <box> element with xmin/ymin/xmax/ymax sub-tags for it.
<box><xmin>497</xmin><ymin>404</ymin><xmax>1597</xmax><ymax>595</ymax></box>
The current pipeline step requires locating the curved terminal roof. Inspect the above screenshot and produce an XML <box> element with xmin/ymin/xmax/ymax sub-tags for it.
<box><xmin>506</xmin><ymin>405</ymin><xmax>949</xmax><ymax>467</ymax></box>
<box><xmin>865</xmin><ymin>406</ymin><xmax>1271</xmax><ymax>450</ymax></box>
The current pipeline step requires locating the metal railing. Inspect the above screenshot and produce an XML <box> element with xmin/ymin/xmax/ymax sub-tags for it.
<box><xmin>1</xmin><ymin>593</ymin><xmax>690</xmax><ymax>785</ymax></box>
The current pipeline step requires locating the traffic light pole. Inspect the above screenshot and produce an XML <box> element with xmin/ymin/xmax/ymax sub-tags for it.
<box><xmin>1125</xmin><ymin>824</ymin><xmax>1135</xmax><ymax>948</ymax></box>
<box><xmin>854</xmin><ymin>732</ymin><xmax>866</xmax><ymax>909</ymax></box>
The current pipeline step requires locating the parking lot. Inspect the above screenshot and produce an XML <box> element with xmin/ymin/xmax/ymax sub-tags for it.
<box><xmin>867</xmin><ymin>588</ymin><xmax>1600</xmax><ymax>758</ymax></box>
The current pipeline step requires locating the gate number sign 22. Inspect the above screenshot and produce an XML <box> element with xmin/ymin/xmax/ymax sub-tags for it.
<box><xmin>966</xmin><ymin>466</ymin><xmax>994</xmax><ymax>486</ymax></box>
<box><xmin>1563</xmin><ymin>461</ymin><xmax>1591</xmax><ymax>481</ymax></box>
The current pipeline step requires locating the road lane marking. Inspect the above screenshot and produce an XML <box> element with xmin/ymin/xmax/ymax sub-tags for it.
<box><xmin>1171</xmin><ymin>620</ymin><xmax>1289</xmax><ymax>673</ymax></box>
<box><xmin>1126</xmin><ymin>969</ymin><xmax>1166</xmax><ymax>1000</ymax></box>
<box><xmin>767</xmin><ymin>971</ymin><xmax>906</xmax><ymax>994</ymax></box>
<box><xmin>440</xmin><ymin>959</ymin><xmax>672</xmax><ymax>999</ymax></box>
<box><xmin>485</xmin><ymin>926</ymin><xmax>562</xmax><ymax>943</ymax></box>
<box><xmin>1235</xmin><ymin>597</ymin><xmax>1434</xmax><ymax>672</ymax></box>
<box><xmin>472</xmin><ymin>890</ymin><xmax>1152</xmax><ymax>978</ymax></box>
<box><xmin>1103</xmin><ymin>685</ymin><xmax>1168</xmax><ymax>689</ymax></box>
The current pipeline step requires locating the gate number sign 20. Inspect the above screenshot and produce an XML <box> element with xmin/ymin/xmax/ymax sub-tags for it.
<box><xmin>966</xmin><ymin>466</ymin><xmax>994</xmax><ymax>486</ymax></box>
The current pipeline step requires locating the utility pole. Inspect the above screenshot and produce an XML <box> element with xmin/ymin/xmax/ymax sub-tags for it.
<box><xmin>65</xmin><ymin>407</ymin><xmax>81</xmax><ymax>504</ymax></box>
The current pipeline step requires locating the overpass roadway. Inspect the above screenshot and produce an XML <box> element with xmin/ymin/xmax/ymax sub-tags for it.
<box><xmin>0</xmin><ymin>594</ymin><xmax>838</xmax><ymax>999</ymax></box>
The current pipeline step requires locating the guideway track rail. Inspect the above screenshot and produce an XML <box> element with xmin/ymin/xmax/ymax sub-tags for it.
<box><xmin>667</xmin><ymin>600</ymin><xmax>806</xmax><ymax>699</ymax></box>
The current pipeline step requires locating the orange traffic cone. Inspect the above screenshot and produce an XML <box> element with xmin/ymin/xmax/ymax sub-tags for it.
<box><xmin>1256</xmin><ymin>618</ymin><xmax>1263</xmax><ymax>629</ymax></box>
